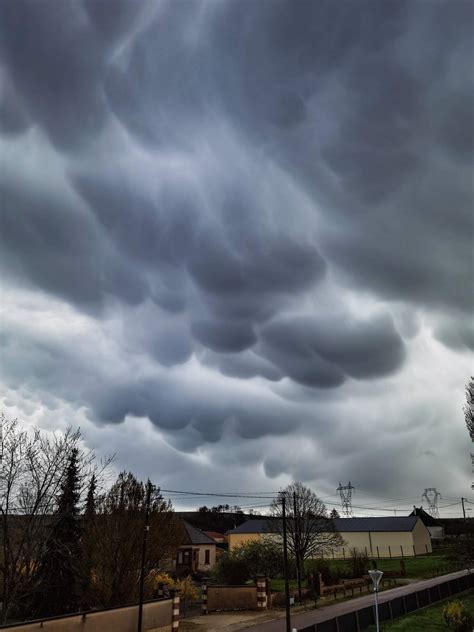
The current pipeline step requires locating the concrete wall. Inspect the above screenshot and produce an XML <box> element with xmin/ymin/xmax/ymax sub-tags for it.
<box><xmin>197</xmin><ymin>544</ymin><xmax>216</xmax><ymax>570</ymax></box>
<box><xmin>428</xmin><ymin>525</ymin><xmax>445</xmax><ymax>540</ymax></box>
<box><xmin>412</xmin><ymin>517</ymin><xmax>433</xmax><ymax>554</ymax></box>
<box><xmin>206</xmin><ymin>586</ymin><xmax>257</xmax><ymax>611</ymax></box>
<box><xmin>3</xmin><ymin>599</ymin><xmax>173</xmax><ymax>632</ymax></box>
<box><xmin>228</xmin><ymin>533</ymin><xmax>262</xmax><ymax>550</ymax></box>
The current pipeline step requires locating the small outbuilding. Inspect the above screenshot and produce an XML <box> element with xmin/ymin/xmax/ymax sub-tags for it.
<box><xmin>409</xmin><ymin>507</ymin><xmax>445</xmax><ymax>541</ymax></box>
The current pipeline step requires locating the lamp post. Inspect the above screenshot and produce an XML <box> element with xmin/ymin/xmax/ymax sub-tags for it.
<box><xmin>368</xmin><ymin>569</ymin><xmax>383</xmax><ymax>632</ymax></box>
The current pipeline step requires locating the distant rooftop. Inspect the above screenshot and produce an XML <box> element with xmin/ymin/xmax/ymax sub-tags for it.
<box><xmin>228</xmin><ymin>515</ymin><xmax>420</xmax><ymax>534</ymax></box>
<box><xmin>182</xmin><ymin>520</ymin><xmax>217</xmax><ymax>545</ymax></box>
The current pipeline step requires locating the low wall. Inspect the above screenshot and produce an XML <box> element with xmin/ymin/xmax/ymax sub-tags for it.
<box><xmin>1</xmin><ymin>598</ymin><xmax>174</xmax><ymax>632</ymax></box>
<box><xmin>207</xmin><ymin>586</ymin><xmax>256</xmax><ymax>611</ymax></box>
<box><xmin>202</xmin><ymin>578</ymin><xmax>267</xmax><ymax>613</ymax></box>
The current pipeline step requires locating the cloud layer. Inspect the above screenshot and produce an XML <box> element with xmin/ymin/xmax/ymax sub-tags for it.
<box><xmin>0</xmin><ymin>0</ymin><xmax>472</xmax><ymax>508</ymax></box>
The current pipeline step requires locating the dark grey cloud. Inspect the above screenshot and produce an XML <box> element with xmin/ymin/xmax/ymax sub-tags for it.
<box><xmin>259</xmin><ymin>313</ymin><xmax>405</xmax><ymax>387</ymax></box>
<box><xmin>0</xmin><ymin>0</ymin><xmax>472</xmax><ymax>501</ymax></box>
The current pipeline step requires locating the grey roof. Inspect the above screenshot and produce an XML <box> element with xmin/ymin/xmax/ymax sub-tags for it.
<box><xmin>334</xmin><ymin>516</ymin><xmax>419</xmax><ymax>532</ymax></box>
<box><xmin>228</xmin><ymin>516</ymin><xmax>420</xmax><ymax>535</ymax></box>
<box><xmin>182</xmin><ymin>520</ymin><xmax>217</xmax><ymax>545</ymax></box>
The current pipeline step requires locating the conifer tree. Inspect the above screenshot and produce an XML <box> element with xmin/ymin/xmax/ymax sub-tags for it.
<box><xmin>84</xmin><ymin>474</ymin><xmax>97</xmax><ymax>518</ymax></box>
<box><xmin>33</xmin><ymin>448</ymin><xmax>82</xmax><ymax>616</ymax></box>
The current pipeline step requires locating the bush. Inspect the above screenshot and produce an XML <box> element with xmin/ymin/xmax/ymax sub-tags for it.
<box><xmin>211</xmin><ymin>552</ymin><xmax>249</xmax><ymax>585</ymax></box>
<box><xmin>212</xmin><ymin>539</ymin><xmax>285</xmax><ymax>585</ymax></box>
<box><xmin>348</xmin><ymin>549</ymin><xmax>369</xmax><ymax>578</ymax></box>
<box><xmin>443</xmin><ymin>600</ymin><xmax>473</xmax><ymax>631</ymax></box>
<box><xmin>306</xmin><ymin>559</ymin><xmax>333</xmax><ymax>585</ymax></box>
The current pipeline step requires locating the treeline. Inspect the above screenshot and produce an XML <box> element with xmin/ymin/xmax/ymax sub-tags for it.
<box><xmin>178</xmin><ymin>504</ymin><xmax>249</xmax><ymax>533</ymax></box>
<box><xmin>0</xmin><ymin>416</ymin><xmax>181</xmax><ymax>625</ymax></box>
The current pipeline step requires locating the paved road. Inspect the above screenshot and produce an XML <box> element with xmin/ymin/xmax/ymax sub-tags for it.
<box><xmin>244</xmin><ymin>569</ymin><xmax>473</xmax><ymax>631</ymax></box>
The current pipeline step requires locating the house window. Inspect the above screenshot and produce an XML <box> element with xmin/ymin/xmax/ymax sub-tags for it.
<box><xmin>205</xmin><ymin>549</ymin><xmax>210</xmax><ymax>565</ymax></box>
<box><xmin>178</xmin><ymin>551</ymin><xmax>183</xmax><ymax>564</ymax></box>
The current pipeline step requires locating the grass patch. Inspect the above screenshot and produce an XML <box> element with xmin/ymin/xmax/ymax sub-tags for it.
<box><xmin>366</xmin><ymin>589</ymin><xmax>474</xmax><ymax>631</ymax></box>
<box><xmin>317</xmin><ymin>553</ymin><xmax>458</xmax><ymax>580</ymax></box>
<box><xmin>270</xmin><ymin>578</ymin><xmax>298</xmax><ymax>592</ymax></box>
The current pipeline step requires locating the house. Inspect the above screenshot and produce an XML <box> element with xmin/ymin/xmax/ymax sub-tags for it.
<box><xmin>176</xmin><ymin>521</ymin><xmax>217</xmax><ymax>572</ymax></box>
<box><xmin>203</xmin><ymin>531</ymin><xmax>227</xmax><ymax>546</ymax></box>
<box><xmin>227</xmin><ymin>516</ymin><xmax>432</xmax><ymax>558</ymax></box>
<box><xmin>409</xmin><ymin>507</ymin><xmax>445</xmax><ymax>540</ymax></box>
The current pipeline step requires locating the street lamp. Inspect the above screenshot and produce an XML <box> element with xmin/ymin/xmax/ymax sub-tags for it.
<box><xmin>368</xmin><ymin>569</ymin><xmax>383</xmax><ymax>632</ymax></box>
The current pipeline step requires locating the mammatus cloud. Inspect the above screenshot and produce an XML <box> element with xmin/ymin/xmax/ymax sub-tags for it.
<box><xmin>0</xmin><ymin>0</ymin><xmax>472</xmax><ymax>505</ymax></box>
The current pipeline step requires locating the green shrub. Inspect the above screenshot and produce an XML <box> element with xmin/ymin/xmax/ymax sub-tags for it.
<box><xmin>348</xmin><ymin>549</ymin><xmax>369</xmax><ymax>578</ymax></box>
<box><xmin>211</xmin><ymin>552</ymin><xmax>248</xmax><ymax>585</ymax></box>
<box><xmin>442</xmin><ymin>599</ymin><xmax>473</xmax><ymax>631</ymax></box>
<box><xmin>306</xmin><ymin>559</ymin><xmax>334</xmax><ymax>585</ymax></box>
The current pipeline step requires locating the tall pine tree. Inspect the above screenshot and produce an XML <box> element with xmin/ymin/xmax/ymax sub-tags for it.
<box><xmin>33</xmin><ymin>448</ymin><xmax>82</xmax><ymax>616</ymax></box>
<box><xmin>81</xmin><ymin>474</ymin><xmax>97</xmax><ymax>609</ymax></box>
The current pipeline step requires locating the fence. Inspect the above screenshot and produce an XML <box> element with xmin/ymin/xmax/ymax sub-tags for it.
<box><xmin>0</xmin><ymin>594</ymin><xmax>178</xmax><ymax>632</ymax></box>
<box><xmin>201</xmin><ymin>577</ymin><xmax>268</xmax><ymax>613</ymax></box>
<box><xmin>325</xmin><ymin>544</ymin><xmax>431</xmax><ymax>559</ymax></box>
<box><xmin>297</xmin><ymin>572</ymin><xmax>474</xmax><ymax>631</ymax></box>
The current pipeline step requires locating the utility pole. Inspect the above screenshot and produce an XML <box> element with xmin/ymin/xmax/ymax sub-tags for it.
<box><xmin>281</xmin><ymin>494</ymin><xmax>291</xmax><ymax>632</ymax></box>
<box><xmin>462</xmin><ymin>497</ymin><xmax>467</xmax><ymax>521</ymax></box>
<box><xmin>137</xmin><ymin>480</ymin><xmax>152</xmax><ymax>632</ymax></box>
<box><xmin>293</xmin><ymin>491</ymin><xmax>302</xmax><ymax>604</ymax></box>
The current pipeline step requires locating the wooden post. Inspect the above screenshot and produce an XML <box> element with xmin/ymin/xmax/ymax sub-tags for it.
<box><xmin>401</xmin><ymin>545</ymin><xmax>404</xmax><ymax>558</ymax></box>
<box><xmin>377</xmin><ymin>546</ymin><xmax>380</xmax><ymax>559</ymax></box>
<box><xmin>281</xmin><ymin>494</ymin><xmax>291</xmax><ymax>632</ymax></box>
<box><xmin>413</xmin><ymin>545</ymin><xmax>416</xmax><ymax>557</ymax></box>
<box><xmin>389</xmin><ymin>545</ymin><xmax>392</xmax><ymax>559</ymax></box>
<box><xmin>137</xmin><ymin>481</ymin><xmax>152</xmax><ymax>632</ymax></box>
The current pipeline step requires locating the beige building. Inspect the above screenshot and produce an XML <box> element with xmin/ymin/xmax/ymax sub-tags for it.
<box><xmin>176</xmin><ymin>521</ymin><xmax>217</xmax><ymax>572</ymax></box>
<box><xmin>227</xmin><ymin>516</ymin><xmax>432</xmax><ymax>558</ymax></box>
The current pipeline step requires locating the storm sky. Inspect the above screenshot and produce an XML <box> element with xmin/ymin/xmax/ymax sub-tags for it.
<box><xmin>1</xmin><ymin>0</ymin><xmax>473</xmax><ymax>515</ymax></box>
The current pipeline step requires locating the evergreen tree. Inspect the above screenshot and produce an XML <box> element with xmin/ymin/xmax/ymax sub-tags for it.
<box><xmin>33</xmin><ymin>448</ymin><xmax>82</xmax><ymax>616</ymax></box>
<box><xmin>81</xmin><ymin>474</ymin><xmax>97</xmax><ymax>608</ymax></box>
<box><xmin>84</xmin><ymin>474</ymin><xmax>97</xmax><ymax>518</ymax></box>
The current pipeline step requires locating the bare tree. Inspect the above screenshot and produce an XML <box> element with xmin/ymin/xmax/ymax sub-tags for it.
<box><xmin>271</xmin><ymin>482</ymin><xmax>343</xmax><ymax>562</ymax></box>
<box><xmin>0</xmin><ymin>415</ymin><xmax>111</xmax><ymax>624</ymax></box>
<box><xmin>83</xmin><ymin>471</ymin><xmax>181</xmax><ymax>608</ymax></box>
<box><xmin>271</xmin><ymin>482</ymin><xmax>343</xmax><ymax>600</ymax></box>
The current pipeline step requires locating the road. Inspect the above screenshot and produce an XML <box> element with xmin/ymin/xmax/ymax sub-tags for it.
<box><xmin>243</xmin><ymin>569</ymin><xmax>473</xmax><ymax>631</ymax></box>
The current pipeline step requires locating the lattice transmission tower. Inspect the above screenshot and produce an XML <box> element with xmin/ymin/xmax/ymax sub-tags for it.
<box><xmin>422</xmin><ymin>488</ymin><xmax>442</xmax><ymax>519</ymax></box>
<box><xmin>471</xmin><ymin>454</ymin><xmax>474</xmax><ymax>490</ymax></box>
<box><xmin>337</xmin><ymin>481</ymin><xmax>355</xmax><ymax>517</ymax></box>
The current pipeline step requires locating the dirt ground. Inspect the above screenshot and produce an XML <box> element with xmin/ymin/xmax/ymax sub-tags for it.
<box><xmin>179</xmin><ymin>607</ymin><xmax>307</xmax><ymax>632</ymax></box>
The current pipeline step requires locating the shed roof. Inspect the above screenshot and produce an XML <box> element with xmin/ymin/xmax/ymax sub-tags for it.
<box><xmin>409</xmin><ymin>507</ymin><xmax>441</xmax><ymax>527</ymax></box>
<box><xmin>227</xmin><ymin>516</ymin><xmax>420</xmax><ymax>535</ymax></box>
